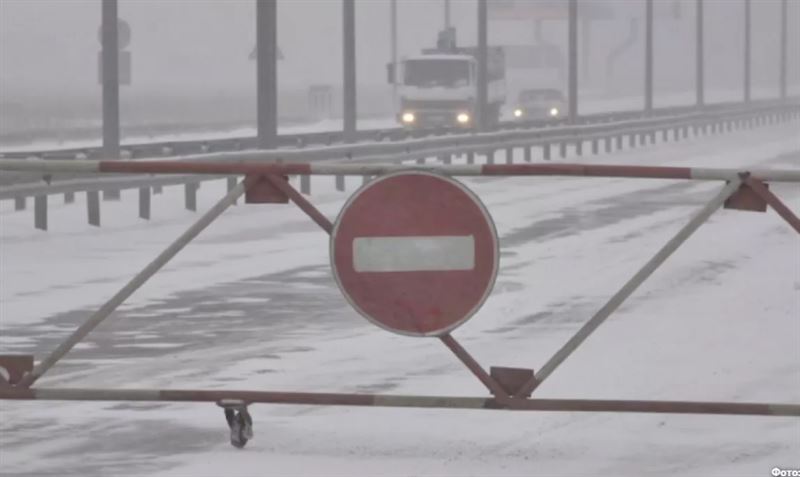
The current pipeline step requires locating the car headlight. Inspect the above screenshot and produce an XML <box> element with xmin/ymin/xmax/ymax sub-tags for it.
<box><xmin>401</xmin><ymin>112</ymin><xmax>415</xmax><ymax>123</ymax></box>
<box><xmin>513</xmin><ymin>108</ymin><xmax>523</xmax><ymax>118</ymax></box>
<box><xmin>456</xmin><ymin>112</ymin><xmax>470</xmax><ymax>124</ymax></box>
<box><xmin>549</xmin><ymin>107</ymin><xmax>559</xmax><ymax>117</ymax></box>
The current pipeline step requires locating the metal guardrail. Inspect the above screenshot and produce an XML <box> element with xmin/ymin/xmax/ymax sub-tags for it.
<box><xmin>0</xmin><ymin>99</ymin><xmax>789</xmax><ymax>161</ymax></box>
<box><xmin>2</xmin><ymin>98</ymin><xmax>799</xmax><ymax>230</ymax></box>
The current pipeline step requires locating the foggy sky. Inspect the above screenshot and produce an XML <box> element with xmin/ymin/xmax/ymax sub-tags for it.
<box><xmin>1</xmin><ymin>0</ymin><xmax>798</xmax><ymax>102</ymax></box>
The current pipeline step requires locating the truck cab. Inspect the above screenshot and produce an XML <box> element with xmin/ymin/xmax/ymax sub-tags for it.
<box><xmin>387</xmin><ymin>28</ymin><xmax>506</xmax><ymax>130</ymax></box>
<box><xmin>394</xmin><ymin>55</ymin><xmax>477</xmax><ymax>129</ymax></box>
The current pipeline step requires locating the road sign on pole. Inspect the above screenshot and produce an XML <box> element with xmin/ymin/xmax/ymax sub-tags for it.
<box><xmin>331</xmin><ymin>171</ymin><xmax>499</xmax><ymax>337</ymax></box>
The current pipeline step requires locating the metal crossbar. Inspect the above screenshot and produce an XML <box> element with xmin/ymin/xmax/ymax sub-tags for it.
<box><xmin>2</xmin><ymin>161</ymin><xmax>799</xmax><ymax>427</ymax></box>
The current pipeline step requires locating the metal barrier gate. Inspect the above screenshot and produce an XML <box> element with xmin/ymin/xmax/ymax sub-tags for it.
<box><xmin>1</xmin><ymin>159</ymin><xmax>799</xmax><ymax>448</ymax></box>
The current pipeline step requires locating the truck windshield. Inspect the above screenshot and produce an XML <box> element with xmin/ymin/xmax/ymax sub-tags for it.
<box><xmin>520</xmin><ymin>89</ymin><xmax>564</xmax><ymax>102</ymax></box>
<box><xmin>404</xmin><ymin>60</ymin><xmax>470</xmax><ymax>88</ymax></box>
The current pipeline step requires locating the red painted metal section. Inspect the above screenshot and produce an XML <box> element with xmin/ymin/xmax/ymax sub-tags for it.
<box><xmin>244</xmin><ymin>175</ymin><xmax>289</xmax><ymax>203</ymax></box>
<box><xmin>724</xmin><ymin>182</ymin><xmax>768</xmax><ymax>212</ymax></box>
<box><xmin>265</xmin><ymin>175</ymin><xmax>334</xmax><ymax>234</ymax></box>
<box><xmin>95</xmin><ymin>160</ymin><xmax>699</xmax><ymax>180</ymax></box>
<box><xmin>1</xmin><ymin>386</ymin><xmax>796</xmax><ymax>416</ymax></box>
<box><xmin>440</xmin><ymin>334</ymin><xmax>509</xmax><ymax>399</ymax></box>
<box><xmin>331</xmin><ymin>172</ymin><xmax>498</xmax><ymax>336</ymax></box>
<box><xmin>745</xmin><ymin>178</ymin><xmax>800</xmax><ymax>233</ymax></box>
<box><xmin>0</xmin><ymin>388</ymin><xmax>35</xmax><ymax>399</ymax></box>
<box><xmin>481</xmin><ymin>163</ymin><xmax>693</xmax><ymax>179</ymax></box>
<box><xmin>0</xmin><ymin>355</ymin><xmax>34</xmax><ymax>386</ymax></box>
<box><xmin>98</xmin><ymin>160</ymin><xmax>312</xmax><ymax>176</ymax></box>
<box><xmin>490</xmin><ymin>367</ymin><xmax>535</xmax><ymax>398</ymax></box>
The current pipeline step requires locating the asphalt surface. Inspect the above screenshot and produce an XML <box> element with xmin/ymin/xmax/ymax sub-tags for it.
<box><xmin>1</xmin><ymin>144</ymin><xmax>798</xmax><ymax>476</ymax></box>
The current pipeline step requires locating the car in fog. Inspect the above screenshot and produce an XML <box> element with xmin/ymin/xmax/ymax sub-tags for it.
<box><xmin>512</xmin><ymin>88</ymin><xmax>567</xmax><ymax>120</ymax></box>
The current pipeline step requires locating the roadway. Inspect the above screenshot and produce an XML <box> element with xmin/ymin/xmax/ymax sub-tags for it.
<box><xmin>0</xmin><ymin>122</ymin><xmax>798</xmax><ymax>476</ymax></box>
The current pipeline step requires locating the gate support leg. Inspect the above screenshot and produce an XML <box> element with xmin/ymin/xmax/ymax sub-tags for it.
<box><xmin>218</xmin><ymin>399</ymin><xmax>253</xmax><ymax>448</ymax></box>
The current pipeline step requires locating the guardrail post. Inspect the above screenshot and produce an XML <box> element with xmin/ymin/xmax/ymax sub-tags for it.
<box><xmin>184</xmin><ymin>182</ymin><xmax>198</xmax><ymax>212</ymax></box>
<box><xmin>14</xmin><ymin>196</ymin><xmax>26</xmax><ymax>211</ymax></box>
<box><xmin>138</xmin><ymin>187</ymin><xmax>150</xmax><ymax>220</ymax></box>
<box><xmin>591</xmin><ymin>139</ymin><xmax>599</xmax><ymax>155</ymax></box>
<box><xmin>34</xmin><ymin>195</ymin><xmax>47</xmax><ymax>231</ymax></box>
<box><xmin>362</xmin><ymin>175</ymin><xmax>371</xmax><ymax>185</ymax></box>
<box><xmin>575</xmin><ymin>140</ymin><xmax>583</xmax><ymax>156</ymax></box>
<box><xmin>629</xmin><ymin>133</ymin><xmax>636</xmax><ymax>148</ymax></box>
<box><xmin>505</xmin><ymin>147</ymin><xmax>513</xmax><ymax>164</ymax></box>
<box><xmin>559</xmin><ymin>142</ymin><xmax>567</xmax><ymax>158</ymax></box>
<box><xmin>300</xmin><ymin>175</ymin><xmax>311</xmax><ymax>195</ymax></box>
<box><xmin>488</xmin><ymin>150</ymin><xmax>496</xmax><ymax>164</ymax></box>
<box><xmin>87</xmin><ymin>191</ymin><xmax>100</xmax><ymax>227</ymax></box>
<box><xmin>543</xmin><ymin>143</ymin><xmax>551</xmax><ymax>161</ymax></box>
<box><xmin>442</xmin><ymin>154</ymin><xmax>452</xmax><ymax>165</ymax></box>
<box><xmin>64</xmin><ymin>192</ymin><xmax>75</xmax><ymax>204</ymax></box>
<box><xmin>524</xmin><ymin>145</ymin><xmax>532</xmax><ymax>162</ymax></box>
<box><xmin>604</xmin><ymin>136</ymin><xmax>612</xmax><ymax>153</ymax></box>
<box><xmin>649</xmin><ymin>131</ymin><xmax>656</xmax><ymax>144</ymax></box>
<box><xmin>153</xmin><ymin>185</ymin><xmax>163</xmax><ymax>195</ymax></box>
<box><xmin>616</xmin><ymin>135</ymin><xmax>623</xmax><ymax>150</ymax></box>
<box><xmin>335</xmin><ymin>175</ymin><xmax>345</xmax><ymax>191</ymax></box>
<box><xmin>661</xmin><ymin>129</ymin><xmax>668</xmax><ymax>142</ymax></box>
<box><xmin>416</xmin><ymin>157</ymin><xmax>425</xmax><ymax>164</ymax></box>
<box><xmin>466</xmin><ymin>151</ymin><xmax>475</xmax><ymax>164</ymax></box>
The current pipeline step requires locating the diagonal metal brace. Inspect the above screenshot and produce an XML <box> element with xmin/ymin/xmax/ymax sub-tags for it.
<box><xmin>17</xmin><ymin>181</ymin><xmax>249</xmax><ymax>388</ymax></box>
<box><xmin>514</xmin><ymin>178</ymin><xmax>744</xmax><ymax>397</ymax></box>
<box><xmin>744</xmin><ymin>178</ymin><xmax>800</xmax><ymax>234</ymax></box>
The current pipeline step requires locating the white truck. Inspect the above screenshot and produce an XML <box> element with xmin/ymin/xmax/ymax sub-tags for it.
<box><xmin>387</xmin><ymin>31</ymin><xmax>506</xmax><ymax>129</ymax></box>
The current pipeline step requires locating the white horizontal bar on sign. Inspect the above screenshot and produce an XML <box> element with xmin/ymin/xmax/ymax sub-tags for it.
<box><xmin>353</xmin><ymin>235</ymin><xmax>475</xmax><ymax>273</ymax></box>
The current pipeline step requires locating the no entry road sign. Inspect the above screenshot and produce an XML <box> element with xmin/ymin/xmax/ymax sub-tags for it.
<box><xmin>331</xmin><ymin>171</ymin><xmax>498</xmax><ymax>336</ymax></box>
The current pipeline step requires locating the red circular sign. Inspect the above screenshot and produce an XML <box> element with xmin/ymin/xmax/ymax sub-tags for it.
<box><xmin>331</xmin><ymin>171</ymin><xmax>498</xmax><ymax>336</ymax></box>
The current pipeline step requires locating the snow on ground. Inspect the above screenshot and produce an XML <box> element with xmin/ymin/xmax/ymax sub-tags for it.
<box><xmin>0</xmin><ymin>121</ymin><xmax>799</xmax><ymax>476</ymax></box>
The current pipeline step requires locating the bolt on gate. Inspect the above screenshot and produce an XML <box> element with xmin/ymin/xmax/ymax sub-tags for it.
<box><xmin>1</xmin><ymin>158</ymin><xmax>799</xmax><ymax>448</ymax></box>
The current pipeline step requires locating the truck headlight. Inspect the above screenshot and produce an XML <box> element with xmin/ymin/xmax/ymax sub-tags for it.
<box><xmin>402</xmin><ymin>112</ymin><xmax>415</xmax><ymax>123</ymax></box>
<box><xmin>513</xmin><ymin>108</ymin><xmax>523</xmax><ymax>118</ymax></box>
<box><xmin>456</xmin><ymin>112</ymin><xmax>470</xmax><ymax>124</ymax></box>
<box><xmin>549</xmin><ymin>107</ymin><xmax>559</xmax><ymax>117</ymax></box>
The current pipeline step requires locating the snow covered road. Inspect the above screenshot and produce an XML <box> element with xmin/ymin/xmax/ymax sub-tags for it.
<box><xmin>1</xmin><ymin>122</ymin><xmax>799</xmax><ymax>476</ymax></box>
